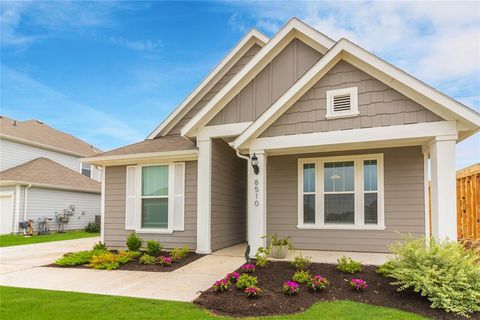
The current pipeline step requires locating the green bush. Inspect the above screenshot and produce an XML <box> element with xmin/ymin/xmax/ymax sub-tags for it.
<box><xmin>139</xmin><ymin>254</ymin><xmax>156</xmax><ymax>265</ymax></box>
<box><xmin>337</xmin><ymin>256</ymin><xmax>362</xmax><ymax>274</ymax></box>
<box><xmin>55</xmin><ymin>250</ymin><xmax>95</xmax><ymax>266</ymax></box>
<box><xmin>126</xmin><ymin>232</ymin><xmax>143</xmax><ymax>252</ymax></box>
<box><xmin>146</xmin><ymin>240</ymin><xmax>163</xmax><ymax>256</ymax></box>
<box><xmin>292</xmin><ymin>270</ymin><xmax>311</xmax><ymax>284</ymax></box>
<box><xmin>170</xmin><ymin>246</ymin><xmax>189</xmax><ymax>261</ymax></box>
<box><xmin>87</xmin><ymin>251</ymin><xmax>140</xmax><ymax>270</ymax></box>
<box><xmin>84</xmin><ymin>222</ymin><xmax>100</xmax><ymax>233</ymax></box>
<box><xmin>291</xmin><ymin>253</ymin><xmax>312</xmax><ymax>270</ymax></box>
<box><xmin>379</xmin><ymin>237</ymin><xmax>480</xmax><ymax>317</ymax></box>
<box><xmin>236</xmin><ymin>274</ymin><xmax>258</xmax><ymax>290</ymax></box>
<box><xmin>93</xmin><ymin>241</ymin><xmax>107</xmax><ymax>251</ymax></box>
<box><xmin>254</xmin><ymin>246</ymin><xmax>270</xmax><ymax>267</ymax></box>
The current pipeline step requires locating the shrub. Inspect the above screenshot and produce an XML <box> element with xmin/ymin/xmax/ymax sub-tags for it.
<box><xmin>170</xmin><ymin>246</ymin><xmax>189</xmax><ymax>261</ymax></box>
<box><xmin>263</xmin><ymin>234</ymin><xmax>295</xmax><ymax>250</ymax></box>
<box><xmin>350</xmin><ymin>278</ymin><xmax>368</xmax><ymax>291</ymax></box>
<box><xmin>55</xmin><ymin>250</ymin><xmax>96</xmax><ymax>266</ymax></box>
<box><xmin>116</xmin><ymin>251</ymin><xmax>141</xmax><ymax>264</ymax></box>
<box><xmin>84</xmin><ymin>222</ymin><xmax>100</xmax><ymax>233</ymax></box>
<box><xmin>226</xmin><ymin>272</ymin><xmax>240</xmax><ymax>283</ymax></box>
<box><xmin>93</xmin><ymin>241</ymin><xmax>107</xmax><ymax>251</ymax></box>
<box><xmin>139</xmin><ymin>254</ymin><xmax>155</xmax><ymax>265</ymax></box>
<box><xmin>87</xmin><ymin>252</ymin><xmax>120</xmax><ymax>270</ymax></box>
<box><xmin>241</xmin><ymin>263</ymin><xmax>256</xmax><ymax>273</ymax></box>
<box><xmin>213</xmin><ymin>278</ymin><xmax>230</xmax><ymax>292</ymax></box>
<box><xmin>291</xmin><ymin>253</ymin><xmax>312</xmax><ymax>270</ymax></box>
<box><xmin>236</xmin><ymin>274</ymin><xmax>258</xmax><ymax>290</ymax></box>
<box><xmin>282</xmin><ymin>280</ymin><xmax>299</xmax><ymax>295</ymax></box>
<box><xmin>254</xmin><ymin>246</ymin><xmax>270</xmax><ymax>267</ymax></box>
<box><xmin>157</xmin><ymin>256</ymin><xmax>173</xmax><ymax>266</ymax></box>
<box><xmin>379</xmin><ymin>237</ymin><xmax>480</xmax><ymax>317</ymax></box>
<box><xmin>126</xmin><ymin>232</ymin><xmax>143</xmax><ymax>252</ymax></box>
<box><xmin>245</xmin><ymin>286</ymin><xmax>261</xmax><ymax>298</ymax></box>
<box><xmin>337</xmin><ymin>256</ymin><xmax>362</xmax><ymax>274</ymax></box>
<box><xmin>146</xmin><ymin>240</ymin><xmax>163</xmax><ymax>256</ymax></box>
<box><xmin>307</xmin><ymin>275</ymin><xmax>329</xmax><ymax>291</ymax></box>
<box><xmin>292</xmin><ymin>270</ymin><xmax>310</xmax><ymax>284</ymax></box>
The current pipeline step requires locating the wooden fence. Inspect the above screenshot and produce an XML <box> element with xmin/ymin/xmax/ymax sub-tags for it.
<box><xmin>456</xmin><ymin>163</ymin><xmax>480</xmax><ymax>241</ymax></box>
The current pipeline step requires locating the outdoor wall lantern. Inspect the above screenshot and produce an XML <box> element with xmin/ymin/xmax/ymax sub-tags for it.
<box><xmin>251</xmin><ymin>153</ymin><xmax>259</xmax><ymax>175</ymax></box>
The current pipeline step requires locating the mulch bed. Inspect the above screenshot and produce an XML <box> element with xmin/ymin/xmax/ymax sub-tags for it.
<box><xmin>45</xmin><ymin>251</ymin><xmax>203</xmax><ymax>272</ymax></box>
<box><xmin>194</xmin><ymin>261</ymin><xmax>477</xmax><ymax>319</ymax></box>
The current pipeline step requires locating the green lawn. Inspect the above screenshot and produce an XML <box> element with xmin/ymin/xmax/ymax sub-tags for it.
<box><xmin>0</xmin><ymin>286</ymin><xmax>426</xmax><ymax>320</ymax></box>
<box><xmin>0</xmin><ymin>231</ymin><xmax>99</xmax><ymax>247</ymax></box>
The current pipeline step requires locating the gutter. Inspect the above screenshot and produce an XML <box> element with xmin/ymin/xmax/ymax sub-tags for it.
<box><xmin>23</xmin><ymin>184</ymin><xmax>32</xmax><ymax>221</ymax></box>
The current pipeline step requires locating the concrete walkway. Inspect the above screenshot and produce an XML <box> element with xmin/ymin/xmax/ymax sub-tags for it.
<box><xmin>0</xmin><ymin>238</ymin><xmax>245</xmax><ymax>302</ymax></box>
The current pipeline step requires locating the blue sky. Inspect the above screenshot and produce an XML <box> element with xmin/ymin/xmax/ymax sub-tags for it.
<box><xmin>1</xmin><ymin>1</ymin><xmax>479</xmax><ymax>168</ymax></box>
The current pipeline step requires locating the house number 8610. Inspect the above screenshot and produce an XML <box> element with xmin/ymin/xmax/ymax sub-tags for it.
<box><xmin>254</xmin><ymin>179</ymin><xmax>259</xmax><ymax>207</ymax></box>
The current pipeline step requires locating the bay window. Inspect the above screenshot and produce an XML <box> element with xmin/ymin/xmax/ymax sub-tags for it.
<box><xmin>298</xmin><ymin>154</ymin><xmax>384</xmax><ymax>230</ymax></box>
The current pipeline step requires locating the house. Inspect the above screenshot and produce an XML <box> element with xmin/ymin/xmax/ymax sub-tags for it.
<box><xmin>0</xmin><ymin>116</ymin><xmax>102</xmax><ymax>234</ymax></box>
<box><xmin>83</xmin><ymin>18</ymin><xmax>480</xmax><ymax>255</ymax></box>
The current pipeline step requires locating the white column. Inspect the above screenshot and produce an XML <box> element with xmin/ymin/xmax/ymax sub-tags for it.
<box><xmin>196</xmin><ymin>138</ymin><xmax>212</xmax><ymax>254</ymax></box>
<box><xmin>100</xmin><ymin>166</ymin><xmax>105</xmax><ymax>243</ymax></box>
<box><xmin>429</xmin><ymin>137</ymin><xmax>457</xmax><ymax>240</ymax></box>
<box><xmin>247</xmin><ymin>150</ymin><xmax>267</xmax><ymax>257</ymax></box>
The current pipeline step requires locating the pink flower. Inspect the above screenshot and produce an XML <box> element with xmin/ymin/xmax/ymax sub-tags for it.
<box><xmin>241</xmin><ymin>264</ymin><xmax>256</xmax><ymax>273</ymax></box>
<box><xmin>244</xmin><ymin>286</ymin><xmax>261</xmax><ymax>297</ymax></box>
<box><xmin>350</xmin><ymin>278</ymin><xmax>368</xmax><ymax>291</ymax></box>
<box><xmin>157</xmin><ymin>256</ymin><xmax>173</xmax><ymax>266</ymax></box>
<box><xmin>226</xmin><ymin>272</ymin><xmax>240</xmax><ymax>282</ymax></box>
<box><xmin>282</xmin><ymin>280</ymin><xmax>299</xmax><ymax>295</ymax></box>
<box><xmin>213</xmin><ymin>278</ymin><xmax>230</xmax><ymax>292</ymax></box>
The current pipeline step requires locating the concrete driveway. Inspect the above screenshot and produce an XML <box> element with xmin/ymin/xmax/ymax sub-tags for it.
<box><xmin>0</xmin><ymin>238</ymin><xmax>245</xmax><ymax>302</ymax></box>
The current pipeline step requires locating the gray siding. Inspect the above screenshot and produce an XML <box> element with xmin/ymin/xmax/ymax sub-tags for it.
<box><xmin>166</xmin><ymin>44</ymin><xmax>262</xmax><ymax>135</ymax></box>
<box><xmin>208</xmin><ymin>39</ymin><xmax>322</xmax><ymax>126</ymax></box>
<box><xmin>104</xmin><ymin>162</ymin><xmax>198</xmax><ymax>249</ymax></box>
<box><xmin>261</xmin><ymin>61</ymin><xmax>444</xmax><ymax>137</ymax></box>
<box><xmin>267</xmin><ymin>146</ymin><xmax>425</xmax><ymax>253</ymax></box>
<box><xmin>211</xmin><ymin>139</ymin><xmax>247</xmax><ymax>251</ymax></box>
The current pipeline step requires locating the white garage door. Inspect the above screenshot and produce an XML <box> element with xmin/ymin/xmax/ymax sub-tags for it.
<box><xmin>0</xmin><ymin>193</ymin><xmax>14</xmax><ymax>234</ymax></box>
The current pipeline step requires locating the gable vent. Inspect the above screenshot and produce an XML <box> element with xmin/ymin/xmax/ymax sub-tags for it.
<box><xmin>333</xmin><ymin>94</ymin><xmax>352</xmax><ymax>112</ymax></box>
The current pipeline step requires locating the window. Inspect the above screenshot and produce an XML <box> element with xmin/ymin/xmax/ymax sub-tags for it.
<box><xmin>125</xmin><ymin>162</ymin><xmax>185</xmax><ymax>233</ymax></box>
<box><xmin>298</xmin><ymin>154</ymin><xmax>384</xmax><ymax>230</ymax></box>
<box><xmin>81</xmin><ymin>163</ymin><xmax>92</xmax><ymax>178</ymax></box>
<box><xmin>326</xmin><ymin>87</ymin><xmax>359</xmax><ymax>119</ymax></box>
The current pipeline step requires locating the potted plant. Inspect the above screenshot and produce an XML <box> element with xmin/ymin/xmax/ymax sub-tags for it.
<box><xmin>263</xmin><ymin>234</ymin><xmax>294</xmax><ymax>259</ymax></box>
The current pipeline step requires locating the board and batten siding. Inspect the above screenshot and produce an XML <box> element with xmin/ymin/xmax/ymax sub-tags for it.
<box><xmin>104</xmin><ymin>162</ymin><xmax>198</xmax><ymax>249</ymax></box>
<box><xmin>166</xmin><ymin>44</ymin><xmax>262</xmax><ymax>136</ymax></box>
<box><xmin>208</xmin><ymin>39</ymin><xmax>322</xmax><ymax>126</ymax></box>
<box><xmin>260</xmin><ymin>61</ymin><xmax>444</xmax><ymax>137</ymax></box>
<box><xmin>267</xmin><ymin>146</ymin><xmax>425</xmax><ymax>253</ymax></box>
<box><xmin>211</xmin><ymin>139</ymin><xmax>247</xmax><ymax>251</ymax></box>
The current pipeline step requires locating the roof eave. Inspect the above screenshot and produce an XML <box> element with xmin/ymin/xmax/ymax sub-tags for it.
<box><xmin>81</xmin><ymin>149</ymin><xmax>199</xmax><ymax>166</ymax></box>
<box><xmin>0</xmin><ymin>180</ymin><xmax>100</xmax><ymax>194</ymax></box>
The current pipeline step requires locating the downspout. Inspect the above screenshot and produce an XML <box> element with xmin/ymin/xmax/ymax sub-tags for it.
<box><xmin>23</xmin><ymin>184</ymin><xmax>32</xmax><ymax>221</ymax></box>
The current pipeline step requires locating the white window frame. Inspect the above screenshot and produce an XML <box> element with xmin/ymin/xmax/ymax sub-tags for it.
<box><xmin>297</xmin><ymin>153</ymin><xmax>384</xmax><ymax>230</ymax></box>
<box><xmin>325</xmin><ymin>87</ymin><xmax>359</xmax><ymax>119</ymax></box>
<box><xmin>131</xmin><ymin>162</ymin><xmax>183</xmax><ymax>234</ymax></box>
<box><xmin>80</xmin><ymin>162</ymin><xmax>92</xmax><ymax>178</ymax></box>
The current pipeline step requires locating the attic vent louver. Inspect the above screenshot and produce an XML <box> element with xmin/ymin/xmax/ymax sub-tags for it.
<box><xmin>326</xmin><ymin>87</ymin><xmax>359</xmax><ymax>119</ymax></box>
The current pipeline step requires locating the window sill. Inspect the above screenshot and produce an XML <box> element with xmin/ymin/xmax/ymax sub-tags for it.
<box><xmin>135</xmin><ymin>228</ymin><xmax>174</xmax><ymax>234</ymax></box>
<box><xmin>325</xmin><ymin>112</ymin><xmax>359</xmax><ymax>120</ymax></box>
<box><xmin>297</xmin><ymin>224</ymin><xmax>386</xmax><ymax>231</ymax></box>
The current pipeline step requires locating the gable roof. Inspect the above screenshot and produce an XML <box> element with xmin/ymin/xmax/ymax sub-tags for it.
<box><xmin>231</xmin><ymin>38</ymin><xmax>480</xmax><ymax>149</ymax></box>
<box><xmin>0</xmin><ymin>116</ymin><xmax>101</xmax><ymax>157</ymax></box>
<box><xmin>0</xmin><ymin>157</ymin><xmax>100</xmax><ymax>193</ymax></box>
<box><xmin>180</xmin><ymin>18</ymin><xmax>336</xmax><ymax>138</ymax></box>
<box><xmin>146</xmin><ymin>29</ymin><xmax>270</xmax><ymax>139</ymax></box>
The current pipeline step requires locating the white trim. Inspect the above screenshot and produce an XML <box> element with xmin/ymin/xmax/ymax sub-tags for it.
<box><xmin>198</xmin><ymin>122</ymin><xmax>253</xmax><ymax>140</ymax></box>
<box><xmin>0</xmin><ymin>134</ymin><xmax>96</xmax><ymax>158</ymax></box>
<box><xmin>297</xmin><ymin>154</ymin><xmax>385</xmax><ymax>230</ymax></box>
<box><xmin>147</xmin><ymin>29</ymin><xmax>269</xmax><ymax>138</ymax></box>
<box><xmin>23</xmin><ymin>184</ymin><xmax>32</xmax><ymax>221</ymax></box>
<box><xmin>82</xmin><ymin>149</ymin><xmax>198</xmax><ymax>166</ymax></box>
<box><xmin>232</xmin><ymin>38</ymin><xmax>480</xmax><ymax>149</ymax></box>
<box><xmin>0</xmin><ymin>181</ymin><xmax>100</xmax><ymax>194</ymax></box>
<box><xmin>325</xmin><ymin>87</ymin><xmax>359</xmax><ymax>119</ymax></box>
<box><xmin>173</xmin><ymin>162</ymin><xmax>185</xmax><ymax>231</ymax></box>
<box><xmin>0</xmin><ymin>191</ymin><xmax>15</xmax><ymax>235</ymax></box>
<box><xmin>14</xmin><ymin>184</ymin><xmax>20</xmax><ymax>233</ymax></box>
<box><xmin>100</xmin><ymin>166</ymin><xmax>105</xmax><ymax>243</ymax></box>
<box><xmin>125</xmin><ymin>165</ymin><xmax>137</xmax><ymax>230</ymax></box>
<box><xmin>249</xmin><ymin>121</ymin><xmax>458</xmax><ymax>151</ymax></box>
<box><xmin>80</xmin><ymin>162</ymin><xmax>93</xmax><ymax>178</ymax></box>
<box><xmin>181</xmin><ymin>18</ymin><xmax>336</xmax><ymax>138</ymax></box>
<box><xmin>196</xmin><ymin>138</ymin><xmax>212</xmax><ymax>254</ymax></box>
<box><xmin>423</xmin><ymin>150</ymin><xmax>430</xmax><ymax>241</ymax></box>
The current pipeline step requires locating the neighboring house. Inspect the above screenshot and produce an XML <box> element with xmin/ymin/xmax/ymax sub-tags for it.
<box><xmin>0</xmin><ymin>116</ymin><xmax>102</xmax><ymax>234</ymax></box>
<box><xmin>84</xmin><ymin>18</ymin><xmax>480</xmax><ymax>255</ymax></box>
